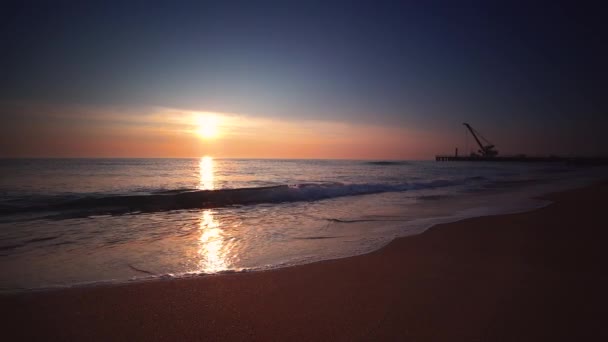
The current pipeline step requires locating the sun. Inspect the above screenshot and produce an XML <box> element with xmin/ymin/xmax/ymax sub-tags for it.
<box><xmin>196</xmin><ymin>113</ymin><xmax>220</xmax><ymax>139</ymax></box>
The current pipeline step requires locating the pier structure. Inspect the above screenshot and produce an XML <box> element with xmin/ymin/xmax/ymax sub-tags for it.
<box><xmin>436</xmin><ymin>123</ymin><xmax>608</xmax><ymax>164</ymax></box>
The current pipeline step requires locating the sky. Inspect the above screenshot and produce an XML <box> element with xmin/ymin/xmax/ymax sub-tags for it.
<box><xmin>1</xmin><ymin>0</ymin><xmax>607</xmax><ymax>158</ymax></box>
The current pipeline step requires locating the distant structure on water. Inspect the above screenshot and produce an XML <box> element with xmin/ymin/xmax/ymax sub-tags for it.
<box><xmin>436</xmin><ymin>123</ymin><xmax>608</xmax><ymax>165</ymax></box>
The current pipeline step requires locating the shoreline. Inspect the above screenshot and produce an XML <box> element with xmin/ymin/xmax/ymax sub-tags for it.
<box><xmin>2</xmin><ymin>185</ymin><xmax>555</xmax><ymax>295</ymax></box>
<box><xmin>2</xmin><ymin>181</ymin><xmax>608</xmax><ymax>340</ymax></box>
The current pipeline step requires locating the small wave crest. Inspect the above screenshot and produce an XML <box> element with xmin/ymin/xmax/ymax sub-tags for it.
<box><xmin>364</xmin><ymin>161</ymin><xmax>411</xmax><ymax>166</ymax></box>
<box><xmin>0</xmin><ymin>179</ymin><xmax>462</xmax><ymax>218</ymax></box>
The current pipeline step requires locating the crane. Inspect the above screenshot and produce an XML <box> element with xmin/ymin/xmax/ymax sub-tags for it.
<box><xmin>463</xmin><ymin>123</ymin><xmax>498</xmax><ymax>157</ymax></box>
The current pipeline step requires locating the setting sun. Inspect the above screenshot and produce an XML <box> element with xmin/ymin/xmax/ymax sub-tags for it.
<box><xmin>196</xmin><ymin>113</ymin><xmax>220</xmax><ymax>139</ymax></box>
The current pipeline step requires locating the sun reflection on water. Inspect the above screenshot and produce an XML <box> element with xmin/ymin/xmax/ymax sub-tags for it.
<box><xmin>199</xmin><ymin>156</ymin><xmax>214</xmax><ymax>190</ymax></box>
<box><xmin>196</xmin><ymin>158</ymin><xmax>231</xmax><ymax>273</ymax></box>
<box><xmin>198</xmin><ymin>210</ymin><xmax>231</xmax><ymax>273</ymax></box>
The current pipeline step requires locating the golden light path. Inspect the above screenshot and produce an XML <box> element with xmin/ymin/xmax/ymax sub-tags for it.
<box><xmin>198</xmin><ymin>156</ymin><xmax>214</xmax><ymax>190</ymax></box>
<box><xmin>196</xmin><ymin>156</ymin><xmax>231</xmax><ymax>273</ymax></box>
<box><xmin>198</xmin><ymin>209</ymin><xmax>229</xmax><ymax>273</ymax></box>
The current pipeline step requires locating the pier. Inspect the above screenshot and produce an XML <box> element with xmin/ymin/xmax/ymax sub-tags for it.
<box><xmin>436</xmin><ymin>123</ymin><xmax>608</xmax><ymax>165</ymax></box>
<box><xmin>436</xmin><ymin>155</ymin><xmax>562</xmax><ymax>162</ymax></box>
<box><xmin>435</xmin><ymin>155</ymin><xmax>608</xmax><ymax>165</ymax></box>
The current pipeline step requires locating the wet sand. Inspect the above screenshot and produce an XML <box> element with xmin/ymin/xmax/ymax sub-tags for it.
<box><xmin>2</xmin><ymin>182</ymin><xmax>608</xmax><ymax>341</ymax></box>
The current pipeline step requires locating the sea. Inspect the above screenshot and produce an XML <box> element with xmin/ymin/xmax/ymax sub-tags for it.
<box><xmin>0</xmin><ymin>158</ymin><xmax>605</xmax><ymax>292</ymax></box>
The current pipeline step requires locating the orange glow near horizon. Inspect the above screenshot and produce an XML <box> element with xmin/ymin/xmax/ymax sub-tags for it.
<box><xmin>0</xmin><ymin>104</ymin><xmax>447</xmax><ymax>159</ymax></box>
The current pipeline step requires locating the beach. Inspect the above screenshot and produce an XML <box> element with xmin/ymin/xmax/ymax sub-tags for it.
<box><xmin>2</xmin><ymin>181</ymin><xmax>607</xmax><ymax>341</ymax></box>
<box><xmin>4</xmin><ymin>1</ymin><xmax>607</xmax><ymax>340</ymax></box>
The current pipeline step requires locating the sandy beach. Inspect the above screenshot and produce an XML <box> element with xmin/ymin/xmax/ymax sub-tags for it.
<box><xmin>2</xmin><ymin>182</ymin><xmax>607</xmax><ymax>341</ymax></box>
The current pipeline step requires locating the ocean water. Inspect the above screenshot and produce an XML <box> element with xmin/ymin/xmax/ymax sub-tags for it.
<box><xmin>0</xmin><ymin>158</ymin><xmax>605</xmax><ymax>291</ymax></box>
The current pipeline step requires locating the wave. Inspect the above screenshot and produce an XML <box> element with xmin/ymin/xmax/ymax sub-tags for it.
<box><xmin>364</xmin><ymin>161</ymin><xmax>411</xmax><ymax>166</ymax></box>
<box><xmin>0</xmin><ymin>179</ymin><xmax>460</xmax><ymax>218</ymax></box>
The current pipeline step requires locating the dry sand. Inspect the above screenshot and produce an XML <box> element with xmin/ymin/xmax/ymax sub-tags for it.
<box><xmin>2</xmin><ymin>182</ymin><xmax>607</xmax><ymax>341</ymax></box>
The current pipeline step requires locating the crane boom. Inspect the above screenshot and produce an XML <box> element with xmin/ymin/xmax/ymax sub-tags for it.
<box><xmin>463</xmin><ymin>123</ymin><xmax>498</xmax><ymax>157</ymax></box>
<box><xmin>463</xmin><ymin>123</ymin><xmax>485</xmax><ymax>153</ymax></box>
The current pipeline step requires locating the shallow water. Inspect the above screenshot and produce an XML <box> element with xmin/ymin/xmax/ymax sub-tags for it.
<box><xmin>0</xmin><ymin>158</ymin><xmax>605</xmax><ymax>291</ymax></box>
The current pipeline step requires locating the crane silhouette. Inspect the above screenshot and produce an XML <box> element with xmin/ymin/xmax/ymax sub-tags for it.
<box><xmin>463</xmin><ymin>123</ymin><xmax>498</xmax><ymax>157</ymax></box>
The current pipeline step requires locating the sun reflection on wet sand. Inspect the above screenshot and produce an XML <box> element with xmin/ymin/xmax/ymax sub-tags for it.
<box><xmin>199</xmin><ymin>156</ymin><xmax>214</xmax><ymax>190</ymax></box>
<box><xmin>198</xmin><ymin>210</ymin><xmax>230</xmax><ymax>273</ymax></box>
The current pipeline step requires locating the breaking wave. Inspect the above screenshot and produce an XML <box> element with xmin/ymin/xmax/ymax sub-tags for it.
<box><xmin>0</xmin><ymin>179</ymin><xmax>461</xmax><ymax>217</ymax></box>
